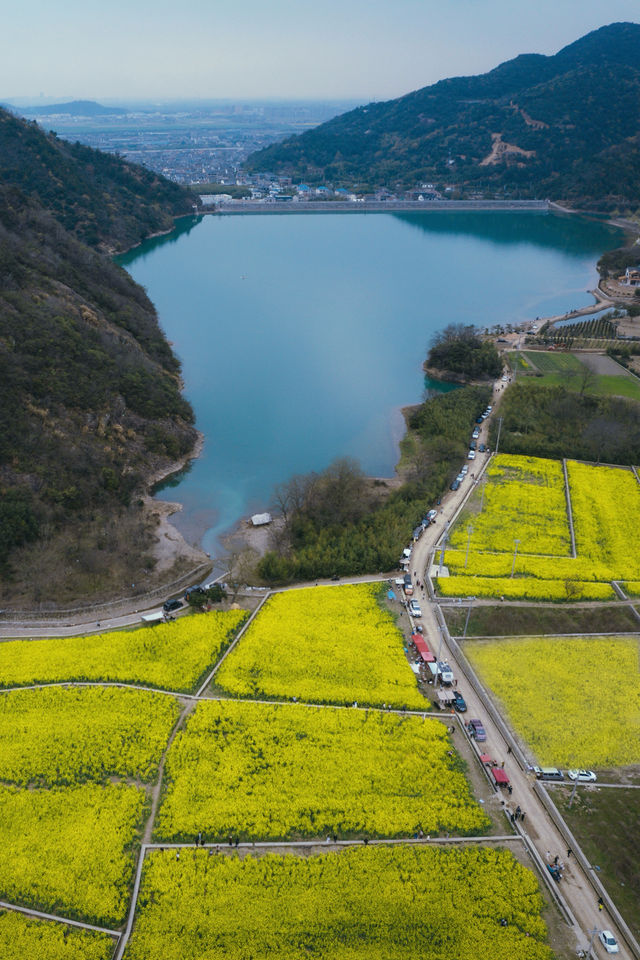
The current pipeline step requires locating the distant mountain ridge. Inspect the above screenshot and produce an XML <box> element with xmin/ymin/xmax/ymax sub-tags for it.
<box><xmin>7</xmin><ymin>99</ymin><xmax>126</xmax><ymax>116</ymax></box>
<box><xmin>246</xmin><ymin>22</ymin><xmax>640</xmax><ymax>211</ymax></box>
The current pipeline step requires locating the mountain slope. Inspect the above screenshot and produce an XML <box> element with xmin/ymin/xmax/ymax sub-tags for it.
<box><xmin>0</xmin><ymin>107</ymin><xmax>193</xmax><ymax>250</ymax></box>
<box><xmin>0</xmin><ymin>108</ymin><xmax>200</xmax><ymax>601</ymax></box>
<box><xmin>246</xmin><ymin>22</ymin><xmax>640</xmax><ymax>210</ymax></box>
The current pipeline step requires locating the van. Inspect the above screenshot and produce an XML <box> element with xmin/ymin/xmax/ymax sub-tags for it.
<box><xmin>403</xmin><ymin>573</ymin><xmax>413</xmax><ymax>597</ymax></box>
<box><xmin>535</xmin><ymin>767</ymin><xmax>564</xmax><ymax>782</ymax></box>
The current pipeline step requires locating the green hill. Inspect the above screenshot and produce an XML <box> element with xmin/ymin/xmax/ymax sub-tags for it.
<box><xmin>0</xmin><ymin>108</ymin><xmax>200</xmax><ymax>602</ymax></box>
<box><xmin>246</xmin><ymin>22</ymin><xmax>640</xmax><ymax>212</ymax></box>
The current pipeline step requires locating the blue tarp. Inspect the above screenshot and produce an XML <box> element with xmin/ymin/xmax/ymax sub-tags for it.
<box><xmin>387</xmin><ymin>590</ymin><xmax>396</xmax><ymax>600</ymax></box>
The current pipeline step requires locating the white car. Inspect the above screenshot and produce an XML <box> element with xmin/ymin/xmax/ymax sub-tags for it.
<box><xmin>472</xmin><ymin>427</ymin><xmax>480</xmax><ymax>439</ymax></box>
<box><xmin>567</xmin><ymin>769</ymin><xmax>597</xmax><ymax>782</ymax></box>
<box><xmin>467</xmin><ymin>450</ymin><xmax>476</xmax><ymax>460</ymax></box>
<box><xmin>408</xmin><ymin>599</ymin><xmax>422</xmax><ymax>618</ymax></box>
<box><xmin>599</xmin><ymin>931</ymin><xmax>619</xmax><ymax>954</ymax></box>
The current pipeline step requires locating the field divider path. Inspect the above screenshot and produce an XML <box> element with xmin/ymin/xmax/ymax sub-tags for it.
<box><xmin>194</xmin><ymin>593</ymin><xmax>271</xmax><ymax>697</ymax></box>
<box><xmin>0</xmin><ymin>899</ymin><xmax>121</xmax><ymax>938</ymax></box>
<box><xmin>562</xmin><ymin>459</ymin><xmax>577</xmax><ymax>558</ymax></box>
<box><xmin>632</xmin><ymin>465</ymin><xmax>640</xmax><ymax>485</ymax></box>
<box><xmin>0</xmin><ymin>680</ymin><xmax>196</xmax><ymax>700</ymax></box>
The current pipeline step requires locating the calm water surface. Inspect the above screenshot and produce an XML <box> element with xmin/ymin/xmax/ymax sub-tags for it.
<box><xmin>118</xmin><ymin>211</ymin><xmax>622</xmax><ymax>557</ymax></box>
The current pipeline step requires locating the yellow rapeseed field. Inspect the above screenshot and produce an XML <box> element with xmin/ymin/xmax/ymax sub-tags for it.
<box><xmin>438</xmin><ymin>576</ymin><xmax>615</xmax><ymax>601</ymax></box>
<box><xmin>0</xmin><ymin>911</ymin><xmax>114</xmax><ymax>960</ymax></box>
<box><xmin>0</xmin><ymin>609</ymin><xmax>246</xmax><ymax>693</ymax></box>
<box><xmin>449</xmin><ymin>455</ymin><xmax>570</xmax><ymax>556</ymax></box>
<box><xmin>465</xmin><ymin>636</ymin><xmax>640</xmax><ymax>767</ymax></box>
<box><xmin>439</xmin><ymin>456</ymin><xmax>640</xmax><ymax>599</ymax></box>
<box><xmin>0</xmin><ymin>782</ymin><xmax>146</xmax><ymax>926</ymax></box>
<box><xmin>0</xmin><ymin>687</ymin><xmax>180</xmax><ymax>786</ymax></box>
<box><xmin>124</xmin><ymin>846</ymin><xmax>553</xmax><ymax>960</ymax></box>
<box><xmin>216</xmin><ymin>584</ymin><xmax>425</xmax><ymax>708</ymax></box>
<box><xmin>154</xmin><ymin>700</ymin><xmax>489</xmax><ymax>841</ymax></box>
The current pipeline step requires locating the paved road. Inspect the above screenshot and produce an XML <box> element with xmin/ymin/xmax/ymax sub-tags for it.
<box><xmin>405</xmin><ymin>379</ymin><xmax>634</xmax><ymax>960</ymax></box>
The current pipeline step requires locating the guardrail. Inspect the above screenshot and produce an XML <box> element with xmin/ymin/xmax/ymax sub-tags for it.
<box><xmin>0</xmin><ymin>561</ymin><xmax>213</xmax><ymax>625</ymax></box>
<box><xmin>534</xmin><ymin>782</ymin><xmax>640</xmax><ymax>960</ymax></box>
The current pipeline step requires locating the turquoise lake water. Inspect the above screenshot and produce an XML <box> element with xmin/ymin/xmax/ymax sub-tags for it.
<box><xmin>118</xmin><ymin>210</ymin><xmax>622</xmax><ymax>558</ymax></box>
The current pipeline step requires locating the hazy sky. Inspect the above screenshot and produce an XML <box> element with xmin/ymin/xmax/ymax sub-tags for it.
<box><xmin>3</xmin><ymin>0</ymin><xmax>639</xmax><ymax>102</ymax></box>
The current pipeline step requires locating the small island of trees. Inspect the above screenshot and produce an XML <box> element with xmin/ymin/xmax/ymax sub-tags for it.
<box><xmin>426</xmin><ymin>324</ymin><xmax>502</xmax><ymax>381</ymax></box>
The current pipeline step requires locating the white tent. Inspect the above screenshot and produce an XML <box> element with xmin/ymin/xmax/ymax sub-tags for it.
<box><xmin>251</xmin><ymin>512</ymin><xmax>272</xmax><ymax>526</ymax></box>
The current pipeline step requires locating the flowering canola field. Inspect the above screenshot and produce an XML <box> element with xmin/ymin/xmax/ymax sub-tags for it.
<box><xmin>449</xmin><ymin>455</ymin><xmax>570</xmax><ymax>556</ymax></box>
<box><xmin>0</xmin><ymin>609</ymin><xmax>246</xmax><ymax>692</ymax></box>
<box><xmin>465</xmin><ymin>636</ymin><xmax>640</xmax><ymax>767</ymax></box>
<box><xmin>124</xmin><ymin>845</ymin><xmax>553</xmax><ymax>960</ymax></box>
<box><xmin>438</xmin><ymin>455</ymin><xmax>640</xmax><ymax>599</ymax></box>
<box><xmin>154</xmin><ymin>700</ymin><xmax>489</xmax><ymax>841</ymax></box>
<box><xmin>216</xmin><ymin>584</ymin><xmax>425</xmax><ymax>708</ymax></box>
<box><xmin>0</xmin><ymin>782</ymin><xmax>146</xmax><ymax>926</ymax></box>
<box><xmin>0</xmin><ymin>911</ymin><xmax>114</xmax><ymax>960</ymax></box>
<box><xmin>0</xmin><ymin>687</ymin><xmax>180</xmax><ymax>786</ymax></box>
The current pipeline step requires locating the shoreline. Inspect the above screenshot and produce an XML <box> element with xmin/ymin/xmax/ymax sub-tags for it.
<box><xmin>142</xmin><ymin>430</ymin><xmax>210</xmax><ymax>575</ymax></box>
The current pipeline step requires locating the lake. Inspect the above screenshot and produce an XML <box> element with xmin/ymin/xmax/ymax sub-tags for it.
<box><xmin>118</xmin><ymin>210</ymin><xmax>623</xmax><ymax>558</ymax></box>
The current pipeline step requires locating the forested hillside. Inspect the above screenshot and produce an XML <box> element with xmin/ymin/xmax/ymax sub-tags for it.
<box><xmin>0</xmin><ymin>107</ymin><xmax>192</xmax><ymax>250</ymax></box>
<box><xmin>0</xmin><ymin>108</ymin><xmax>199</xmax><ymax>601</ymax></box>
<box><xmin>246</xmin><ymin>22</ymin><xmax>640</xmax><ymax>212</ymax></box>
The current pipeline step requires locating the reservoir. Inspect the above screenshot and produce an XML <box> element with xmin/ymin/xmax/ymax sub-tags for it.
<box><xmin>118</xmin><ymin>210</ymin><xmax>623</xmax><ymax>559</ymax></box>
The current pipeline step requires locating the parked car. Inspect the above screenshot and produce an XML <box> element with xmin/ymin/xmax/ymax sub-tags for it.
<box><xmin>468</xmin><ymin>450</ymin><xmax>476</xmax><ymax>460</ymax></box>
<box><xmin>437</xmin><ymin>661</ymin><xmax>454</xmax><ymax>685</ymax></box>
<box><xmin>163</xmin><ymin>598</ymin><xmax>183</xmax><ymax>612</ymax></box>
<box><xmin>472</xmin><ymin>427</ymin><xmax>480</xmax><ymax>439</ymax></box>
<box><xmin>567</xmin><ymin>769</ymin><xmax>597</xmax><ymax>782</ymax></box>
<box><xmin>469</xmin><ymin>440</ymin><xmax>477</xmax><ymax>451</ymax></box>
<box><xmin>478</xmin><ymin>443</ymin><xmax>486</xmax><ymax>453</ymax></box>
<box><xmin>452</xmin><ymin>691</ymin><xmax>467</xmax><ymax>712</ymax></box>
<box><xmin>534</xmin><ymin>767</ymin><xmax>564</xmax><ymax>781</ymax></box>
<box><xmin>475</xmin><ymin>415</ymin><xmax>483</xmax><ymax>424</ymax></box>
<box><xmin>599</xmin><ymin>931</ymin><xmax>619</xmax><ymax>954</ymax></box>
<box><xmin>403</xmin><ymin>573</ymin><xmax>413</xmax><ymax>597</ymax></box>
<box><xmin>486</xmin><ymin>405</ymin><xmax>492</xmax><ymax>413</ymax></box>
<box><xmin>450</xmin><ymin>479</ymin><xmax>461</xmax><ymax>491</ymax></box>
<box><xmin>467</xmin><ymin>718</ymin><xmax>486</xmax><ymax>742</ymax></box>
<box><xmin>425</xmin><ymin>509</ymin><xmax>438</xmax><ymax>522</ymax></box>
<box><xmin>409</xmin><ymin>599</ymin><xmax>422</xmax><ymax>617</ymax></box>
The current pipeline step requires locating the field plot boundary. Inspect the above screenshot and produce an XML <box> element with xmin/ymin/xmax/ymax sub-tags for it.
<box><xmin>114</xmin><ymin>834</ymin><xmax>567</xmax><ymax>960</ymax></box>
<box><xmin>0</xmin><ymin>899</ymin><xmax>121</xmax><ymax>938</ymax></box>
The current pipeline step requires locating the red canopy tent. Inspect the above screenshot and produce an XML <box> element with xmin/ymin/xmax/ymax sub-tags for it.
<box><xmin>490</xmin><ymin>766</ymin><xmax>510</xmax><ymax>787</ymax></box>
<box><xmin>412</xmin><ymin>634</ymin><xmax>435</xmax><ymax>663</ymax></box>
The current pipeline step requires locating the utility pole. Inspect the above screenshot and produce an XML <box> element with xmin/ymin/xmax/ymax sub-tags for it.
<box><xmin>495</xmin><ymin>415</ymin><xmax>503</xmax><ymax>456</ymax></box>
<box><xmin>479</xmin><ymin>474</ymin><xmax>487</xmax><ymax>513</ymax></box>
<box><xmin>463</xmin><ymin>597</ymin><xmax>475</xmax><ymax>638</ymax></box>
<box><xmin>438</xmin><ymin>522</ymin><xmax>450</xmax><ymax>577</ymax></box>
<box><xmin>464</xmin><ymin>524</ymin><xmax>474</xmax><ymax>569</ymax></box>
<box><xmin>510</xmin><ymin>538</ymin><xmax>520</xmax><ymax>578</ymax></box>
<box><xmin>586</xmin><ymin>927</ymin><xmax>600</xmax><ymax>959</ymax></box>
